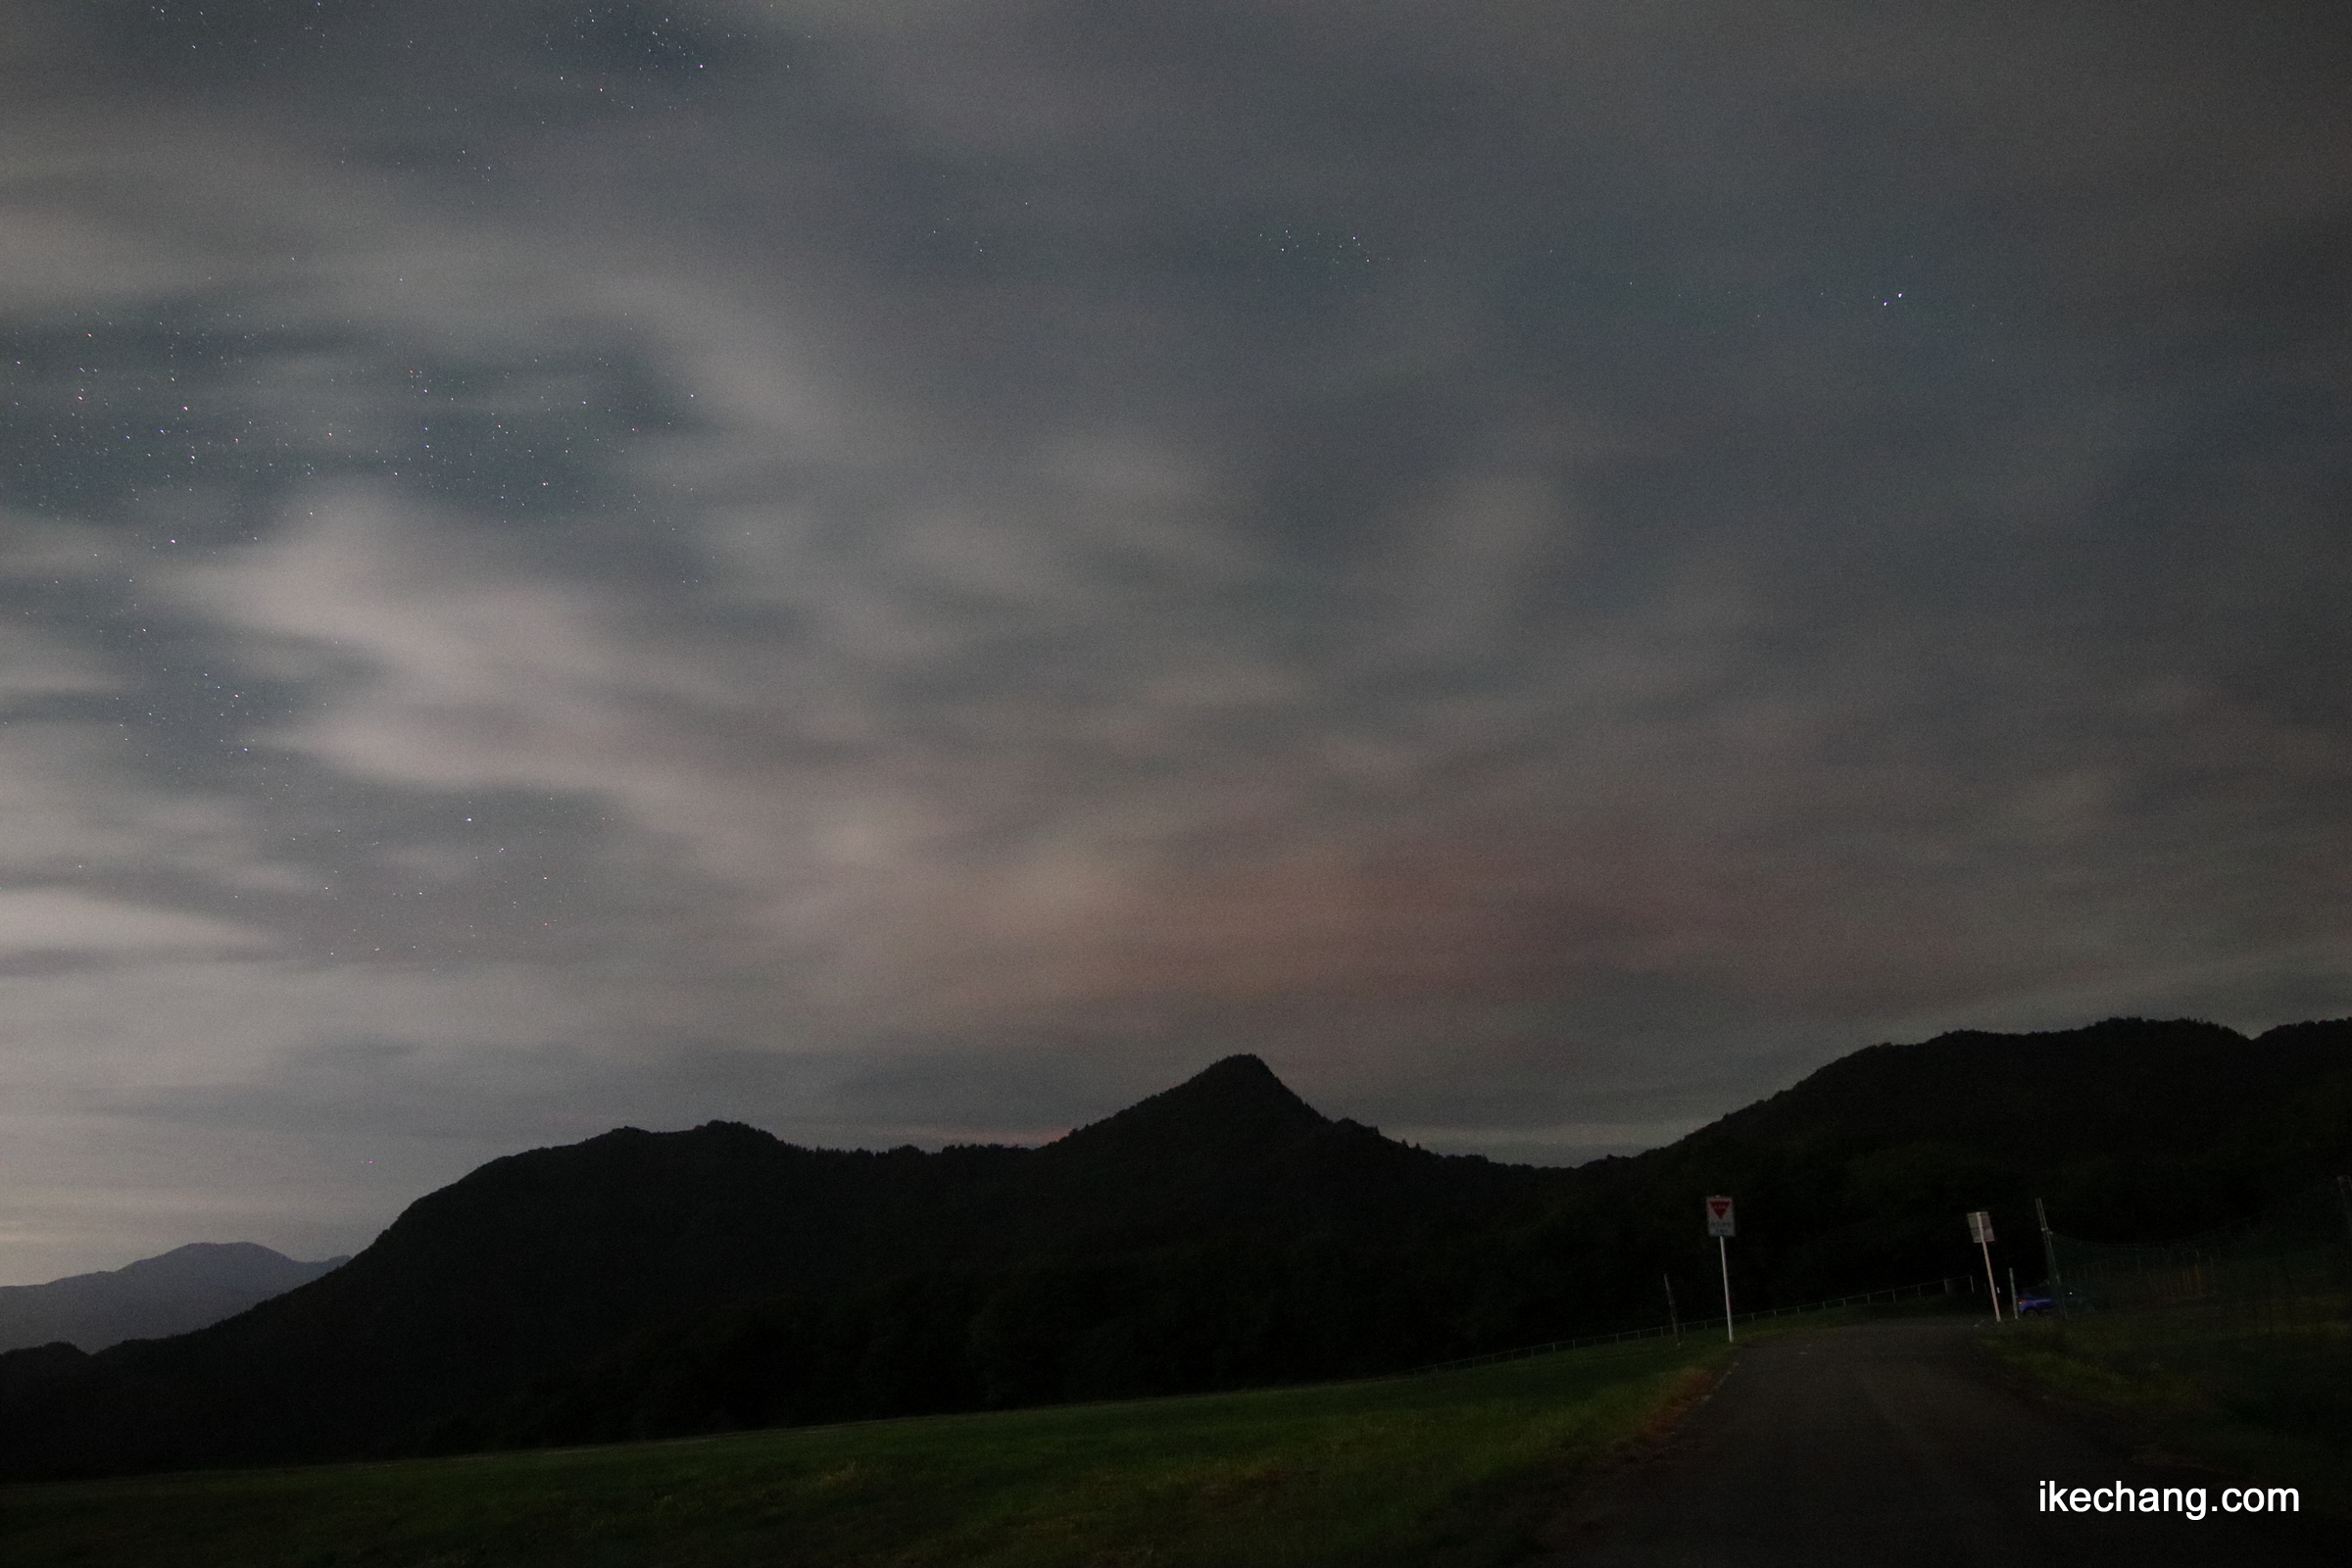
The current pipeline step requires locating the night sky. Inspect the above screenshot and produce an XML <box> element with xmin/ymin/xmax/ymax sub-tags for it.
<box><xmin>2</xmin><ymin>0</ymin><xmax>2346</xmax><ymax>1283</ymax></box>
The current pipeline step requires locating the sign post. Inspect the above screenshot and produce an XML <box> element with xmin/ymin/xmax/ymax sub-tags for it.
<box><xmin>1706</xmin><ymin>1195</ymin><xmax>1736</xmax><ymax>1343</ymax></box>
<box><xmin>1967</xmin><ymin>1209</ymin><xmax>2001</xmax><ymax>1321</ymax></box>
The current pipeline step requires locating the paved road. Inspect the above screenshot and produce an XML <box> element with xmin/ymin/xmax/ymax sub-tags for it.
<box><xmin>1523</xmin><ymin>1318</ymin><xmax>2340</xmax><ymax>1567</ymax></box>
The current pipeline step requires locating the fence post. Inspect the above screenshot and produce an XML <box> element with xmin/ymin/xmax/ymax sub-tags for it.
<box><xmin>2036</xmin><ymin>1197</ymin><xmax>2063</xmax><ymax>1314</ymax></box>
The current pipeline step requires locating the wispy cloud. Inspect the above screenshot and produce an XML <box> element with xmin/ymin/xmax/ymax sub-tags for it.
<box><xmin>0</xmin><ymin>0</ymin><xmax>2343</xmax><ymax>1280</ymax></box>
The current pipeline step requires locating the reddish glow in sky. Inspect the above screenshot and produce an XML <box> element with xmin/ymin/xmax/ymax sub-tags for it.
<box><xmin>0</xmin><ymin>0</ymin><xmax>2346</xmax><ymax>1281</ymax></box>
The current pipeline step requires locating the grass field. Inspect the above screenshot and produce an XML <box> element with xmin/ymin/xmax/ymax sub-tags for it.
<box><xmin>1984</xmin><ymin>1299</ymin><xmax>2352</xmax><ymax>1517</ymax></box>
<box><xmin>0</xmin><ymin>1333</ymin><xmax>1737</xmax><ymax>1568</ymax></box>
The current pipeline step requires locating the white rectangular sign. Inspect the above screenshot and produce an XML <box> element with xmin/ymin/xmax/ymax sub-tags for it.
<box><xmin>1967</xmin><ymin>1209</ymin><xmax>1994</xmax><ymax>1244</ymax></box>
<box><xmin>1706</xmin><ymin>1195</ymin><xmax>1736</xmax><ymax>1238</ymax></box>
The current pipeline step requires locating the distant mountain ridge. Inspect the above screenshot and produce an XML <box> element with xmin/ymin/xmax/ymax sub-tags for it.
<box><xmin>0</xmin><ymin>1021</ymin><xmax>2344</xmax><ymax>1480</ymax></box>
<box><xmin>0</xmin><ymin>1243</ymin><xmax>348</xmax><ymax>1353</ymax></box>
<box><xmin>1687</xmin><ymin>1016</ymin><xmax>2334</xmax><ymax>1167</ymax></box>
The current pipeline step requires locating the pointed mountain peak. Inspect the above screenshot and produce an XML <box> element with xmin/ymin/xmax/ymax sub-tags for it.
<box><xmin>1050</xmin><ymin>1054</ymin><xmax>1329</xmax><ymax>1165</ymax></box>
<box><xmin>1176</xmin><ymin>1053</ymin><xmax>1311</xmax><ymax>1101</ymax></box>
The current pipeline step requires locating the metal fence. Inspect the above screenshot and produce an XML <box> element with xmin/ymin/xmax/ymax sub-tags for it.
<box><xmin>1420</xmin><ymin>1275</ymin><xmax>1965</xmax><ymax>1374</ymax></box>
<box><xmin>2044</xmin><ymin>1175</ymin><xmax>2352</xmax><ymax>1336</ymax></box>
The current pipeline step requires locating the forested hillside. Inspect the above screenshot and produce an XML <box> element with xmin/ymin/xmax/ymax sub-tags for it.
<box><xmin>1</xmin><ymin>1017</ymin><xmax>2343</xmax><ymax>1479</ymax></box>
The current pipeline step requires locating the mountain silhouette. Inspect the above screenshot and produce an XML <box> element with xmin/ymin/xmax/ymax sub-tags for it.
<box><xmin>0</xmin><ymin>1243</ymin><xmax>348</xmax><ymax>1353</ymax></box>
<box><xmin>1</xmin><ymin>1021</ymin><xmax>2344</xmax><ymax>1479</ymax></box>
<box><xmin>1053</xmin><ymin>1053</ymin><xmax>1330</xmax><ymax>1163</ymax></box>
<box><xmin>1682</xmin><ymin>1016</ymin><xmax>2327</xmax><ymax>1166</ymax></box>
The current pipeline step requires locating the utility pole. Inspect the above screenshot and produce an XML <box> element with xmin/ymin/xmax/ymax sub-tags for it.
<box><xmin>1664</xmin><ymin>1273</ymin><xmax>1681</xmax><ymax>1342</ymax></box>
<box><xmin>1968</xmin><ymin>1210</ymin><xmax>2001</xmax><ymax>1322</ymax></box>
<box><xmin>1707</xmin><ymin>1196</ymin><xmax>1737</xmax><ymax>1343</ymax></box>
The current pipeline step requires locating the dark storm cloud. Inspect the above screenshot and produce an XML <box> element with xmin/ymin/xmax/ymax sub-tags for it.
<box><xmin>0</xmin><ymin>0</ymin><xmax>2346</xmax><ymax>1277</ymax></box>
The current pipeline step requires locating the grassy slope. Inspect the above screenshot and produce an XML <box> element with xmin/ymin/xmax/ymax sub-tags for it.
<box><xmin>0</xmin><ymin>1335</ymin><xmax>1733</xmax><ymax>1568</ymax></box>
<box><xmin>1983</xmin><ymin>1305</ymin><xmax>2352</xmax><ymax>1517</ymax></box>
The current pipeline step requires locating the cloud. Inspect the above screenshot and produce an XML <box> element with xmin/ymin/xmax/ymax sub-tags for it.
<box><xmin>0</xmin><ymin>0</ymin><xmax>2346</xmax><ymax>1280</ymax></box>
<box><xmin>0</xmin><ymin>889</ymin><xmax>273</xmax><ymax>961</ymax></box>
